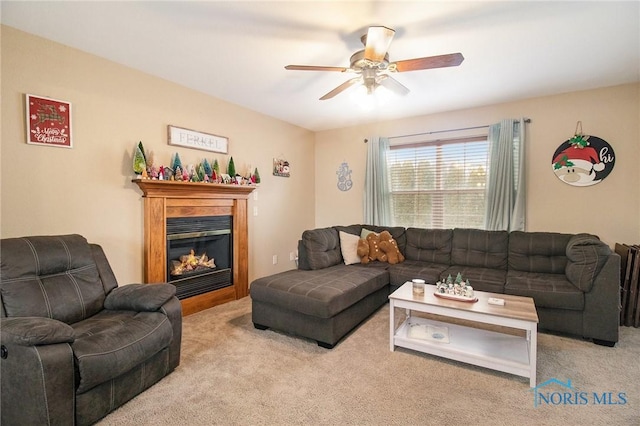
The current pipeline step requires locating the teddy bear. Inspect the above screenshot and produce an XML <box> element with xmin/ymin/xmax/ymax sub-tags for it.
<box><xmin>378</xmin><ymin>230</ymin><xmax>405</xmax><ymax>265</ymax></box>
<box><xmin>357</xmin><ymin>238</ymin><xmax>371</xmax><ymax>264</ymax></box>
<box><xmin>365</xmin><ymin>232</ymin><xmax>387</xmax><ymax>263</ymax></box>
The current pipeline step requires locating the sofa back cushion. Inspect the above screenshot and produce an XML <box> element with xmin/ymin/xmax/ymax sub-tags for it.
<box><xmin>0</xmin><ymin>235</ymin><xmax>107</xmax><ymax>324</ymax></box>
<box><xmin>565</xmin><ymin>233</ymin><xmax>611</xmax><ymax>292</ymax></box>
<box><xmin>508</xmin><ymin>231</ymin><xmax>571</xmax><ymax>274</ymax></box>
<box><xmin>451</xmin><ymin>228</ymin><xmax>508</xmax><ymax>269</ymax></box>
<box><xmin>301</xmin><ymin>227</ymin><xmax>342</xmax><ymax>270</ymax></box>
<box><xmin>404</xmin><ymin>228</ymin><xmax>452</xmax><ymax>264</ymax></box>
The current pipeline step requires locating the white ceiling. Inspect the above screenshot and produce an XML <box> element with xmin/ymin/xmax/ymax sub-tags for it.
<box><xmin>2</xmin><ymin>1</ymin><xmax>639</xmax><ymax>132</ymax></box>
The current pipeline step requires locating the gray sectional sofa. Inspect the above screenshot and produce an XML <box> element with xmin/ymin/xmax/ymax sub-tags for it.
<box><xmin>250</xmin><ymin>224</ymin><xmax>620</xmax><ymax>348</ymax></box>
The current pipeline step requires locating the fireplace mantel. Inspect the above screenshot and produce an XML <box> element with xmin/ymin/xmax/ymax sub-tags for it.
<box><xmin>133</xmin><ymin>179</ymin><xmax>256</xmax><ymax>315</ymax></box>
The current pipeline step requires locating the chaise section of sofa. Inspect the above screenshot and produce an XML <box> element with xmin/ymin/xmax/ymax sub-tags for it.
<box><xmin>250</xmin><ymin>226</ymin><xmax>389</xmax><ymax>348</ymax></box>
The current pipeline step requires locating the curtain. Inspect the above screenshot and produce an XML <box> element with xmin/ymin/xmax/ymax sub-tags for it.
<box><xmin>363</xmin><ymin>136</ymin><xmax>391</xmax><ymax>225</ymax></box>
<box><xmin>484</xmin><ymin>119</ymin><xmax>526</xmax><ymax>231</ymax></box>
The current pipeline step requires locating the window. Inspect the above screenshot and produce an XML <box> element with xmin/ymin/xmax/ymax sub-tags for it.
<box><xmin>387</xmin><ymin>136</ymin><xmax>489</xmax><ymax>229</ymax></box>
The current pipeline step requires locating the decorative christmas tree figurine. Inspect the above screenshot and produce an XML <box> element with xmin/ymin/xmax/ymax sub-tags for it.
<box><xmin>213</xmin><ymin>159</ymin><xmax>221</xmax><ymax>183</ymax></box>
<box><xmin>455</xmin><ymin>272</ymin><xmax>463</xmax><ymax>284</ymax></box>
<box><xmin>137</xmin><ymin>141</ymin><xmax>146</xmax><ymax>163</ymax></box>
<box><xmin>446</xmin><ymin>274</ymin><xmax>453</xmax><ymax>285</ymax></box>
<box><xmin>145</xmin><ymin>150</ymin><xmax>154</xmax><ymax>175</ymax></box>
<box><xmin>133</xmin><ymin>143</ymin><xmax>146</xmax><ymax>177</ymax></box>
<box><xmin>197</xmin><ymin>163</ymin><xmax>206</xmax><ymax>181</ymax></box>
<box><xmin>227</xmin><ymin>157</ymin><xmax>236</xmax><ymax>183</ymax></box>
<box><xmin>254</xmin><ymin>167</ymin><xmax>261</xmax><ymax>184</ymax></box>
<box><xmin>172</xmin><ymin>153</ymin><xmax>183</xmax><ymax>173</ymax></box>
<box><xmin>203</xmin><ymin>159</ymin><xmax>212</xmax><ymax>179</ymax></box>
<box><xmin>175</xmin><ymin>166</ymin><xmax>183</xmax><ymax>181</ymax></box>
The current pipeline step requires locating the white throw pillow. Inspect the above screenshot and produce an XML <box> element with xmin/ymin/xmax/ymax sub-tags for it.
<box><xmin>339</xmin><ymin>231</ymin><xmax>362</xmax><ymax>265</ymax></box>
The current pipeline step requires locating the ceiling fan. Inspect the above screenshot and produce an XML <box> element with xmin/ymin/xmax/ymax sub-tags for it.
<box><xmin>285</xmin><ymin>26</ymin><xmax>464</xmax><ymax>100</ymax></box>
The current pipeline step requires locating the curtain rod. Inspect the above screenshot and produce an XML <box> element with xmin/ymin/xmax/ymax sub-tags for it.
<box><xmin>364</xmin><ymin>118</ymin><xmax>531</xmax><ymax>142</ymax></box>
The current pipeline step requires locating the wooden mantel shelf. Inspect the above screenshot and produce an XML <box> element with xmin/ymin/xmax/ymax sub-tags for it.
<box><xmin>133</xmin><ymin>179</ymin><xmax>257</xmax><ymax>199</ymax></box>
<box><xmin>132</xmin><ymin>179</ymin><xmax>256</xmax><ymax>316</ymax></box>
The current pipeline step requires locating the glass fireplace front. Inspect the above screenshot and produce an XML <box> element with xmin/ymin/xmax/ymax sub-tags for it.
<box><xmin>166</xmin><ymin>216</ymin><xmax>233</xmax><ymax>300</ymax></box>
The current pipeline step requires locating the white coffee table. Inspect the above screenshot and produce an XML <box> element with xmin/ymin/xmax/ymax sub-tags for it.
<box><xmin>389</xmin><ymin>282</ymin><xmax>539</xmax><ymax>387</ymax></box>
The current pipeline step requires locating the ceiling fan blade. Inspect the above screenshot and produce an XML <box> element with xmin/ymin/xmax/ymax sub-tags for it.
<box><xmin>378</xmin><ymin>75</ymin><xmax>410</xmax><ymax>96</ymax></box>
<box><xmin>285</xmin><ymin>65</ymin><xmax>348</xmax><ymax>72</ymax></box>
<box><xmin>319</xmin><ymin>77</ymin><xmax>361</xmax><ymax>100</ymax></box>
<box><xmin>393</xmin><ymin>52</ymin><xmax>464</xmax><ymax>72</ymax></box>
<box><xmin>364</xmin><ymin>26</ymin><xmax>395</xmax><ymax>63</ymax></box>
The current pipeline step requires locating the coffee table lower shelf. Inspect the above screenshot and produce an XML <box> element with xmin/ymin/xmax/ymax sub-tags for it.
<box><xmin>393</xmin><ymin>316</ymin><xmax>533</xmax><ymax>382</ymax></box>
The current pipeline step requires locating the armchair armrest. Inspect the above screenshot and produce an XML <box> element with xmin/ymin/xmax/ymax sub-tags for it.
<box><xmin>1</xmin><ymin>317</ymin><xmax>75</xmax><ymax>346</ymax></box>
<box><xmin>104</xmin><ymin>283</ymin><xmax>176</xmax><ymax>312</ymax></box>
<box><xmin>1</xmin><ymin>318</ymin><xmax>75</xmax><ymax>425</ymax></box>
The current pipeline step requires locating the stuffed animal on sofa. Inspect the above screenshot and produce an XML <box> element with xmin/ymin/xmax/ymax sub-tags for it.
<box><xmin>379</xmin><ymin>231</ymin><xmax>405</xmax><ymax>265</ymax></box>
<box><xmin>365</xmin><ymin>232</ymin><xmax>387</xmax><ymax>263</ymax></box>
<box><xmin>357</xmin><ymin>238</ymin><xmax>370</xmax><ymax>264</ymax></box>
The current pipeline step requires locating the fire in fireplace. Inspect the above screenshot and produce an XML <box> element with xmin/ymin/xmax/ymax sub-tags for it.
<box><xmin>170</xmin><ymin>249</ymin><xmax>216</xmax><ymax>276</ymax></box>
<box><xmin>166</xmin><ymin>216</ymin><xmax>233</xmax><ymax>300</ymax></box>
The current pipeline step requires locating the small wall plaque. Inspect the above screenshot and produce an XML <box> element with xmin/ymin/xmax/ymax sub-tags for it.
<box><xmin>551</xmin><ymin>135</ymin><xmax>615</xmax><ymax>187</ymax></box>
<box><xmin>168</xmin><ymin>125</ymin><xmax>228</xmax><ymax>154</ymax></box>
<box><xmin>26</xmin><ymin>94</ymin><xmax>72</xmax><ymax>148</ymax></box>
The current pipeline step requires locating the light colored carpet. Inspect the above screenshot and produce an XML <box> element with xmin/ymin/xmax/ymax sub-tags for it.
<box><xmin>98</xmin><ymin>297</ymin><xmax>640</xmax><ymax>425</ymax></box>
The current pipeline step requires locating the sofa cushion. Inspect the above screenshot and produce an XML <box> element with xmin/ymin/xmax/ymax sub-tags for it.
<box><xmin>508</xmin><ymin>231</ymin><xmax>571</xmax><ymax>274</ymax></box>
<box><xmin>565</xmin><ymin>234</ymin><xmax>610</xmax><ymax>292</ymax></box>
<box><xmin>441</xmin><ymin>266</ymin><xmax>506</xmax><ymax>294</ymax></box>
<box><xmin>404</xmin><ymin>228</ymin><xmax>452</xmax><ymax>264</ymax></box>
<box><xmin>71</xmin><ymin>309</ymin><xmax>173</xmax><ymax>394</ymax></box>
<box><xmin>387</xmin><ymin>260</ymin><xmax>449</xmax><ymax>287</ymax></box>
<box><xmin>505</xmin><ymin>271</ymin><xmax>584</xmax><ymax>311</ymax></box>
<box><xmin>301</xmin><ymin>227</ymin><xmax>342</xmax><ymax>270</ymax></box>
<box><xmin>335</xmin><ymin>224</ymin><xmax>364</xmax><ymax>238</ymax></box>
<box><xmin>451</xmin><ymin>229</ymin><xmax>508</xmax><ymax>269</ymax></box>
<box><xmin>249</xmin><ymin>264</ymin><xmax>389</xmax><ymax>318</ymax></box>
<box><xmin>338</xmin><ymin>231</ymin><xmax>362</xmax><ymax>265</ymax></box>
<box><xmin>0</xmin><ymin>235</ymin><xmax>107</xmax><ymax>324</ymax></box>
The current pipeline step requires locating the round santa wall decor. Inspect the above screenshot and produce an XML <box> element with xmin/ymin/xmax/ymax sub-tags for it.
<box><xmin>551</xmin><ymin>135</ymin><xmax>615</xmax><ymax>186</ymax></box>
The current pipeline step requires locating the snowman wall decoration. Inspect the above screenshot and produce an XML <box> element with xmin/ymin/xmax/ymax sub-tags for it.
<box><xmin>551</xmin><ymin>134</ymin><xmax>615</xmax><ymax>187</ymax></box>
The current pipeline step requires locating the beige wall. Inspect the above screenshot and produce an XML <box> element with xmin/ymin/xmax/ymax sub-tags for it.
<box><xmin>315</xmin><ymin>83</ymin><xmax>640</xmax><ymax>247</ymax></box>
<box><xmin>3</xmin><ymin>26</ymin><xmax>639</xmax><ymax>291</ymax></box>
<box><xmin>1</xmin><ymin>26</ymin><xmax>315</xmax><ymax>284</ymax></box>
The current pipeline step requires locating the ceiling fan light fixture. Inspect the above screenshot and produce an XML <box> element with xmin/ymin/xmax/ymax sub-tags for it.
<box><xmin>363</xmin><ymin>26</ymin><xmax>395</xmax><ymax>63</ymax></box>
<box><xmin>284</xmin><ymin>25</ymin><xmax>463</xmax><ymax>101</ymax></box>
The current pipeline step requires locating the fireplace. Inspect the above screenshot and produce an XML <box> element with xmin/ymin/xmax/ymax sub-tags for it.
<box><xmin>133</xmin><ymin>179</ymin><xmax>256</xmax><ymax>315</ymax></box>
<box><xmin>166</xmin><ymin>216</ymin><xmax>233</xmax><ymax>300</ymax></box>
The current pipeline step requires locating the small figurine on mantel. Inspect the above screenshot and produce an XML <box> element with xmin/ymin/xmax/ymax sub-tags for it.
<box><xmin>149</xmin><ymin>164</ymin><xmax>159</xmax><ymax>180</ymax></box>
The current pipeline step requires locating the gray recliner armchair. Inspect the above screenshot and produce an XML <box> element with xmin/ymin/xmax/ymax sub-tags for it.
<box><xmin>1</xmin><ymin>234</ymin><xmax>182</xmax><ymax>425</ymax></box>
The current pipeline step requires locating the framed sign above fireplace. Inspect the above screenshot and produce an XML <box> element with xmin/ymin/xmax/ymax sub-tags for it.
<box><xmin>168</xmin><ymin>125</ymin><xmax>229</xmax><ymax>154</ymax></box>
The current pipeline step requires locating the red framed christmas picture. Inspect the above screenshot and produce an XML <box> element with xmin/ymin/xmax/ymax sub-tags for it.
<box><xmin>25</xmin><ymin>94</ymin><xmax>72</xmax><ymax>148</ymax></box>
